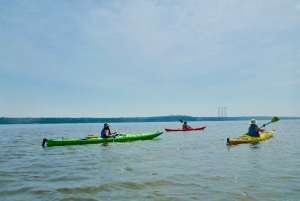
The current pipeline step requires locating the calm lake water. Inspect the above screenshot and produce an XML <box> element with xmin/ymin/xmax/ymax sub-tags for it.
<box><xmin>1</xmin><ymin>120</ymin><xmax>299</xmax><ymax>200</ymax></box>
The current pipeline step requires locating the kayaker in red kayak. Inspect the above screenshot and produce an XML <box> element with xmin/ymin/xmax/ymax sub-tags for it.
<box><xmin>182</xmin><ymin>121</ymin><xmax>192</xmax><ymax>129</ymax></box>
<box><xmin>248</xmin><ymin>119</ymin><xmax>265</xmax><ymax>137</ymax></box>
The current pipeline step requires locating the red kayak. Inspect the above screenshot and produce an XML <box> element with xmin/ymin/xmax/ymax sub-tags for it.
<box><xmin>165</xmin><ymin>126</ymin><xmax>206</xmax><ymax>132</ymax></box>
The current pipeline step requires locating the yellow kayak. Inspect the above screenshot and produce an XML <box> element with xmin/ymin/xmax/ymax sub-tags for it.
<box><xmin>227</xmin><ymin>130</ymin><xmax>275</xmax><ymax>145</ymax></box>
<box><xmin>87</xmin><ymin>135</ymin><xmax>99</xmax><ymax>139</ymax></box>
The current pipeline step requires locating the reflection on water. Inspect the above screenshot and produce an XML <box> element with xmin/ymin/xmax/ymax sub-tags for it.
<box><xmin>249</xmin><ymin>143</ymin><xmax>261</xmax><ymax>150</ymax></box>
<box><xmin>0</xmin><ymin>120</ymin><xmax>299</xmax><ymax>200</ymax></box>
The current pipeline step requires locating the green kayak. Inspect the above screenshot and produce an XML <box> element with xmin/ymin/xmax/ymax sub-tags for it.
<box><xmin>42</xmin><ymin>131</ymin><xmax>163</xmax><ymax>147</ymax></box>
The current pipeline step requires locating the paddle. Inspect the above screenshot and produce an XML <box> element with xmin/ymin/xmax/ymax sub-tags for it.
<box><xmin>261</xmin><ymin>116</ymin><xmax>280</xmax><ymax>128</ymax></box>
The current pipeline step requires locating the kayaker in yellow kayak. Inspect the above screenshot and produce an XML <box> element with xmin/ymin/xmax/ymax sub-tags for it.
<box><xmin>248</xmin><ymin>119</ymin><xmax>265</xmax><ymax>137</ymax></box>
<box><xmin>101</xmin><ymin>123</ymin><xmax>116</xmax><ymax>138</ymax></box>
<box><xmin>182</xmin><ymin>121</ymin><xmax>192</xmax><ymax>129</ymax></box>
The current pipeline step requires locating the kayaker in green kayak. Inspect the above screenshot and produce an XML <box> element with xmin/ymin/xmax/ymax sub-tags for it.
<box><xmin>248</xmin><ymin>119</ymin><xmax>265</xmax><ymax>137</ymax></box>
<box><xmin>182</xmin><ymin>121</ymin><xmax>191</xmax><ymax>129</ymax></box>
<box><xmin>101</xmin><ymin>123</ymin><xmax>116</xmax><ymax>138</ymax></box>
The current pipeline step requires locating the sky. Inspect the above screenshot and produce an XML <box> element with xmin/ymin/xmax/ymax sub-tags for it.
<box><xmin>1</xmin><ymin>0</ymin><xmax>300</xmax><ymax>118</ymax></box>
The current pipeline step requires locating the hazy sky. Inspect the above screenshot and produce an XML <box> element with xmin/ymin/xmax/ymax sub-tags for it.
<box><xmin>1</xmin><ymin>0</ymin><xmax>300</xmax><ymax>117</ymax></box>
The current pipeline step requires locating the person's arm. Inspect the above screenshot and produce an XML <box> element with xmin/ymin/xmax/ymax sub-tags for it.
<box><xmin>105</xmin><ymin>129</ymin><xmax>114</xmax><ymax>137</ymax></box>
<box><xmin>255</xmin><ymin>125</ymin><xmax>265</xmax><ymax>132</ymax></box>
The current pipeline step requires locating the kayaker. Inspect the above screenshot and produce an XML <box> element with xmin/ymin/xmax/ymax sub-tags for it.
<box><xmin>248</xmin><ymin>119</ymin><xmax>265</xmax><ymax>137</ymax></box>
<box><xmin>101</xmin><ymin>123</ymin><xmax>116</xmax><ymax>138</ymax></box>
<box><xmin>182</xmin><ymin>121</ymin><xmax>191</xmax><ymax>129</ymax></box>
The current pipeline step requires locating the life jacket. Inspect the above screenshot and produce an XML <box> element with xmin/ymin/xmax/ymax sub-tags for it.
<box><xmin>248</xmin><ymin>124</ymin><xmax>259</xmax><ymax>137</ymax></box>
<box><xmin>101</xmin><ymin>127</ymin><xmax>111</xmax><ymax>138</ymax></box>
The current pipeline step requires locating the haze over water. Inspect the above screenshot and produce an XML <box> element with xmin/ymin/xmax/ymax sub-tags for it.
<box><xmin>1</xmin><ymin>120</ymin><xmax>299</xmax><ymax>200</ymax></box>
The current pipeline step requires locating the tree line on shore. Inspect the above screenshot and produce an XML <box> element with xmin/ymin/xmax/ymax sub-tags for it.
<box><xmin>1</xmin><ymin>116</ymin><xmax>299</xmax><ymax>124</ymax></box>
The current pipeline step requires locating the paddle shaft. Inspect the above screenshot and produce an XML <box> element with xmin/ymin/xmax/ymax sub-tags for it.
<box><xmin>260</xmin><ymin>116</ymin><xmax>279</xmax><ymax>128</ymax></box>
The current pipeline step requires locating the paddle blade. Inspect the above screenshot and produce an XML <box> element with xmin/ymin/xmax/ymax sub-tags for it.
<box><xmin>271</xmin><ymin>116</ymin><xmax>280</xmax><ymax>123</ymax></box>
<box><xmin>179</xmin><ymin>119</ymin><xmax>183</xmax><ymax>123</ymax></box>
<box><xmin>263</xmin><ymin>116</ymin><xmax>280</xmax><ymax>127</ymax></box>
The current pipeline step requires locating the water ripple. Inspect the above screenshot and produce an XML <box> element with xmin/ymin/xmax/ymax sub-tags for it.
<box><xmin>1</xmin><ymin>121</ymin><xmax>299</xmax><ymax>200</ymax></box>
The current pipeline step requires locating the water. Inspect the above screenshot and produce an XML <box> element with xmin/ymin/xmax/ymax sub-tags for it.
<box><xmin>1</xmin><ymin>120</ymin><xmax>299</xmax><ymax>200</ymax></box>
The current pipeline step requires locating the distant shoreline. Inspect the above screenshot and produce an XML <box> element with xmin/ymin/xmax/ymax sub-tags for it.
<box><xmin>1</xmin><ymin>116</ymin><xmax>299</xmax><ymax>124</ymax></box>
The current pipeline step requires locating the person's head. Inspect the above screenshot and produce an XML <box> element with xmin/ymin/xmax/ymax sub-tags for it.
<box><xmin>249</xmin><ymin>119</ymin><xmax>257</xmax><ymax>125</ymax></box>
<box><xmin>104</xmin><ymin>123</ymin><xmax>110</xmax><ymax>128</ymax></box>
<box><xmin>184</xmin><ymin>121</ymin><xmax>187</xmax><ymax>124</ymax></box>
